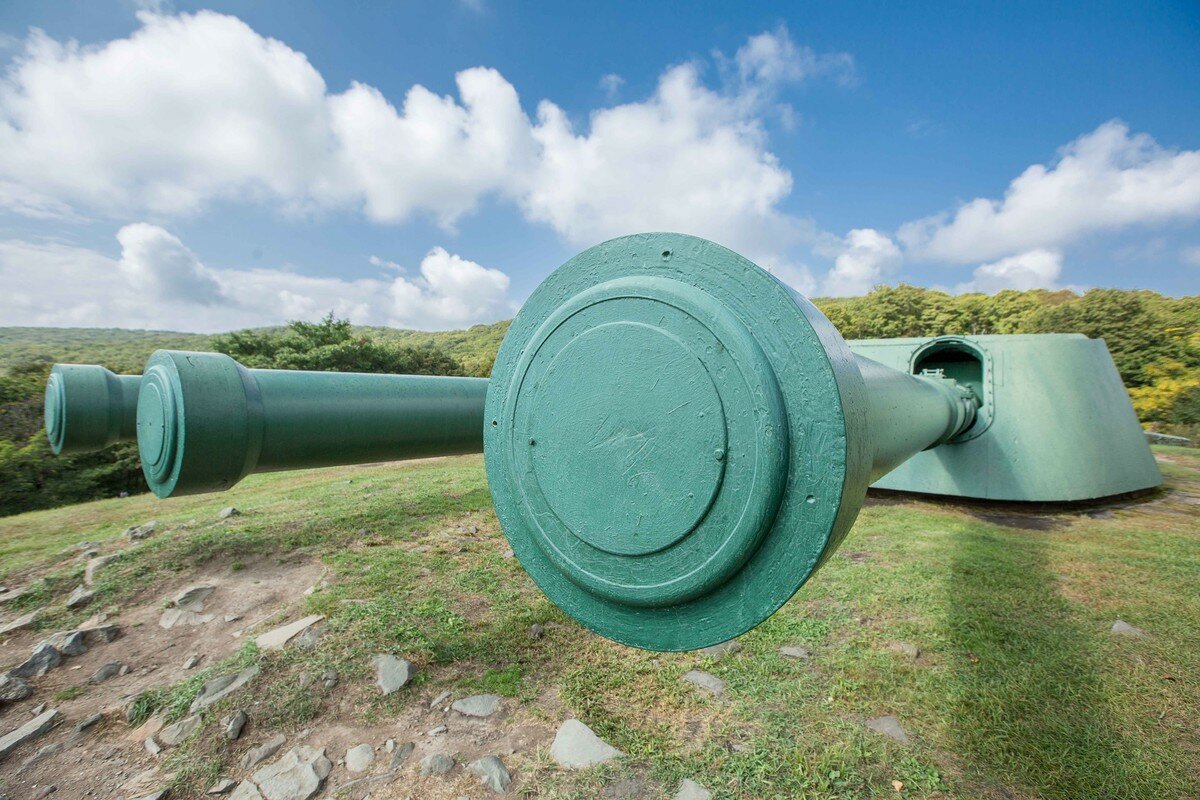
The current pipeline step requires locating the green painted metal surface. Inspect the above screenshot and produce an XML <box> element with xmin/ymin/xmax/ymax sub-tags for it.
<box><xmin>485</xmin><ymin>233</ymin><xmax>977</xmax><ymax>650</ymax></box>
<box><xmin>847</xmin><ymin>334</ymin><xmax>1163</xmax><ymax>501</ymax></box>
<box><xmin>44</xmin><ymin>364</ymin><xmax>141</xmax><ymax>454</ymax></box>
<box><xmin>136</xmin><ymin>350</ymin><xmax>487</xmax><ymax>497</ymax></box>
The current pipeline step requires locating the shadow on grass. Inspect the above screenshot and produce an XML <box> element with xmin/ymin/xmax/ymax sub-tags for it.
<box><xmin>943</xmin><ymin>522</ymin><xmax>1171</xmax><ymax>799</ymax></box>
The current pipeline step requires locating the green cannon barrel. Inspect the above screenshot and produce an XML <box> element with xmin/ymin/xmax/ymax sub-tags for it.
<box><xmin>136</xmin><ymin>350</ymin><xmax>487</xmax><ymax>497</ymax></box>
<box><xmin>44</xmin><ymin>364</ymin><xmax>141</xmax><ymax>454</ymax></box>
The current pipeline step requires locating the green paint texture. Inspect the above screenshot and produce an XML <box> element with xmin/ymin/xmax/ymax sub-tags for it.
<box><xmin>44</xmin><ymin>364</ymin><xmax>141</xmax><ymax>454</ymax></box>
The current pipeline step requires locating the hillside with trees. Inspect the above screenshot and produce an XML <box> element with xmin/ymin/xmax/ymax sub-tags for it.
<box><xmin>1</xmin><ymin>286</ymin><xmax>1196</xmax><ymax>516</ymax></box>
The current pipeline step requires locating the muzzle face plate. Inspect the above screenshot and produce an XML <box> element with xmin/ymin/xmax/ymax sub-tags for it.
<box><xmin>485</xmin><ymin>233</ymin><xmax>870</xmax><ymax>651</ymax></box>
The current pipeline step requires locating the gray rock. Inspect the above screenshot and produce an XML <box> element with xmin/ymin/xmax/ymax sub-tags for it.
<box><xmin>79</xmin><ymin>623</ymin><xmax>121</xmax><ymax>645</ymax></box>
<box><xmin>31</xmin><ymin>702</ymin><xmax>46</xmax><ymax>715</ymax></box>
<box><xmin>427</xmin><ymin>724</ymin><xmax>447</xmax><ymax>736</ymax></box>
<box><xmin>172</xmin><ymin>584</ymin><xmax>215</xmax><ymax>611</ymax></box>
<box><xmin>291</xmin><ymin>625</ymin><xmax>323</xmax><ymax>650</ymax></box>
<box><xmin>0</xmin><ymin>587</ymin><xmax>27</xmax><ymax>605</ymax></box>
<box><xmin>529</xmin><ymin>623</ymin><xmax>544</xmax><ymax>639</ymax></box>
<box><xmin>38</xmin><ymin>630</ymin><xmax>86</xmax><ymax>657</ymax></box>
<box><xmin>779</xmin><ymin>645</ymin><xmax>810</xmax><ymax>660</ymax></box>
<box><xmin>320</xmin><ymin>669</ymin><xmax>338</xmax><ymax>689</ymax></box>
<box><xmin>90</xmin><ymin>662</ymin><xmax>122</xmax><ymax>683</ymax></box>
<box><xmin>159</xmin><ymin>608</ymin><xmax>215</xmax><ymax>629</ymax></box>
<box><xmin>429</xmin><ymin>690</ymin><xmax>451</xmax><ymax>709</ymax></box>
<box><xmin>550</xmin><ymin>719</ymin><xmax>623</xmax><ymax>769</ymax></box>
<box><xmin>218</xmin><ymin>507</ymin><xmax>240</xmax><ymax>520</ymax></box>
<box><xmin>34</xmin><ymin>787</ymin><xmax>57</xmax><ymax>799</ymax></box>
<box><xmin>184</xmin><ymin>654</ymin><xmax>202</xmax><ymax>669</ymax></box>
<box><xmin>158</xmin><ymin>714</ymin><xmax>202</xmax><ymax>747</ymax></box>
<box><xmin>17</xmin><ymin>742</ymin><xmax>62</xmax><ymax>774</ymax></box>
<box><xmin>10</xmin><ymin>644</ymin><xmax>61</xmax><ymax>678</ymax></box>
<box><xmin>452</xmin><ymin>693</ymin><xmax>502</xmax><ymax>718</ymax></box>
<box><xmin>0</xmin><ymin>708</ymin><xmax>60</xmax><ymax>761</ymax></box>
<box><xmin>130</xmin><ymin>793</ymin><xmax>168</xmax><ymax>800</ymax></box>
<box><xmin>389</xmin><ymin>741</ymin><xmax>414</xmax><ymax>769</ymax></box>
<box><xmin>345</xmin><ymin>742</ymin><xmax>375</xmax><ymax>773</ymax></box>
<box><xmin>673</xmin><ymin>779</ymin><xmax>711</xmax><ymax>800</ymax></box>
<box><xmin>866</xmin><ymin>715</ymin><xmax>909</xmax><ymax>743</ymax></box>
<box><xmin>84</xmin><ymin>555</ymin><xmax>118</xmax><ymax>586</ymax></box>
<box><xmin>887</xmin><ymin>641</ymin><xmax>921</xmax><ymax>658</ymax></box>
<box><xmin>224</xmin><ymin>614</ymin><xmax>243</xmax><ymax>623</ymax></box>
<box><xmin>242</xmin><ymin>733</ymin><xmax>287</xmax><ymax>769</ymax></box>
<box><xmin>124</xmin><ymin>521</ymin><xmax>158</xmax><ymax>541</ymax></box>
<box><xmin>74</xmin><ymin>713</ymin><xmax>103</xmax><ymax>732</ymax></box>
<box><xmin>222</xmin><ymin>709</ymin><xmax>247</xmax><ymax>740</ymax></box>
<box><xmin>698</xmin><ymin>640</ymin><xmax>742</xmax><ymax>658</ymax></box>
<box><xmin>373</xmin><ymin>654</ymin><xmax>412</xmax><ymax>694</ymax></box>
<box><xmin>468</xmin><ymin>755</ymin><xmax>511</xmax><ymax>793</ymax></box>
<box><xmin>681</xmin><ymin>670</ymin><xmax>725</xmax><ymax>696</ymax></box>
<box><xmin>1111</xmin><ymin>620</ymin><xmax>1146</xmax><ymax>637</ymax></box>
<box><xmin>145</xmin><ymin>737</ymin><xmax>162</xmax><ymax>756</ymax></box>
<box><xmin>0</xmin><ymin>673</ymin><xmax>33</xmax><ymax>703</ymax></box>
<box><xmin>0</xmin><ymin>608</ymin><xmax>43</xmax><ymax>635</ymax></box>
<box><xmin>65</xmin><ymin>585</ymin><xmax>94</xmax><ymax>609</ymax></box>
<box><xmin>419</xmin><ymin>753</ymin><xmax>455</xmax><ymax>776</ymax></box>
<box><xmin>208</xmin><ymin>779</ymin><xmax>237</xmax><ymax>794</ymax></box>
<box><xmin>229</xmin><ymin>783</ymin><xmax>263</xmax><ymax>800</ymax></box>
<box><xmin>190</xmin><ymin>666</ymin><xmax>259</xmax><ymax>712</ymax></box>
<box><xmin>251</xmin><ymin>745</ymin><xmax>332</xmax><ymax>800</ymax></box>
<box><xmin>254</xmin><ymin>615</ymin><xmax>324</xmax><ymax>651</ymax></box>
<box><xmin>385</xmin><ymin>738</ymin><xmax>395</xmax><ymax>752</ymax></box>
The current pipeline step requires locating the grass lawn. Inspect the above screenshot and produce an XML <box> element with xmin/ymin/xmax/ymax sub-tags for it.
<box><xmin>1</xmin><ymin>447</ymin><xmax>1197</xmax><ymax>799</ymax></box>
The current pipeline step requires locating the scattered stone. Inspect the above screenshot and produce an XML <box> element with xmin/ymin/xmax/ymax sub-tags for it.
<box><xmin>190</xmin><ymin>666</ymin><xmax>259</xmax><ymax>712</ymax></box>
<box><xmin>230</xmin><ymin>783</ymin><xmax>263</xmax><ymax>800</ymax></box>
<box><xmin>429</xmin><ymin>690</ymin><xmax>451</xmax><ymax>709</ymax></box>
<box><xmin>251</xmin><ymin>745</ymin><xmax>332</xmax><ymax>800</ymax></box>
<box><xmin>159</xmin><ymin>608</ymin><xmax>215</xmax><ymax>629</ymax></box>
<box><xmin>1</xmin><ymin>708</ymin><xmax>62</xmax><ymax>760</ymax></box>
<box><xmin>84</xmin><ymin>555</ymin><xmax>118</xmax><ymax>586</ymax></box>
<box><xmin>887</xmin><ymin>641</ymin><xmax>921</xmax><ymax>659</ymax></box>
<box><xmin>124</xmin><ymin>521</ymin><xmax>158</xmax><ymax>541</ymax></box>
<box><xmin>468</xmin><ymin>756</ymin><xmax>511</xmax><ymax>793</ymax></box>
<box><xmin>345</xmin><ymin>743</ymin><xmax>375</xmax><ymax>773</ymax></box>
<box><xmin>427</xmin><ymin>724</ymin><xmax>448</xmax><ymax>736</ymax></box>
<box><xmin>1112</xmin><ymin>620</ymin><xmax>1147</xmax><ymax>637</ymax></box>
<box><xmin>389</xmin><ymin>741</ymin><xmax>415</xmax><ymax>769</ymax></box>
<box><xmin>224</xmin><ymin>614</ymin><xmax>243</xmax><ymax>623</ymax></box>
<box><xmin>550</xmin><ymin>719</ymin><xmax>623</xmax><ymax>770</ymax></box>
<box><xmin>0</xmin><ymin>608</ymin><xmax>43</xmax><ymax>635</ymax></box>
<box><xmin>74</xmin><ymin>713</ymin><xmax>103</xmax><ymax>732</ymax></box>
<box><xmin>31</xmin><ymin>702</ymin><xmax>46</xmax><ymax>715</ymax></box>
<box><xmin>866</xmin><ymin>715</ymin><xmax>909</xmax><ymax>743</ymax></box>
<box><xmin>0</xmin><ymin>588</ymin><xmax>28</xmax><ymax>606</ymax></box>
<box><xmin>158</xmin><ymin>714</ymin><xmax>202</xmax><ymax>747</ymax></box>
<box><xmin>242</xmin><ymin>733</ymin><xmax>287</xmax><ymax>769</ymax></box>
<box><xmin>130</xmin><ymin>792</ymin><xmax>167</xmax><ymax>800</ymax></box>
<box><xmin>218</xmin><ymin>507</ymin><xmax>240</xmax><ymax>520</ymax></box>
<box><xmin>419</xmin><ymin>753</ymin><xmax>455</xmax><ymax>776</ymax></box>
<box><xmin>373</xmin><ymin>654</ymin><xmax>412</xmax><ymax>695</ymax></box>
<box><xmin>0</xmin><ymin>674</ymin><xmax>33</xmax><ymax>703</ymax></box>
<box><xmin>698</xmin><ymin>640</ymin><xmax>742</xmax><ymax>657</ymax></box>
<box><xmin>145</xmin><ymin>737</ymin><xmax>162</xmax><ymax>756</ymax></box>
<box><xmin>320</xmin><ymin>669</ymin><xmax>338</xmax><ymax>689</ymax></box>
<box><xmin>33</xmin><ymin>787</ymin><xmax>57</xmax><ymax>799</ymax></box>
<box><xmin>208</xmin><ymin>779</ymin><xmax>237</xmax><ymax>795</ymax></box>
<box><xmin>173</xmin><ymin>584</ymin><xmax>216</xmax><ymax>611</ymax></box>
<box><xmin>183</xmin><ymin>654</ymin><xmax>202</xmax><ymax>669</ymax></box>
<box><xmin>79</xmin><ymin>623</ymin><xmax>121</xmax><ymax>645</ymax></box>
<box><xmin>10</xmin><ymin>644</ymin><xmax>62</xmax><ymax>678</ymax></box>
<box><xmin>502</xmin><ymin>549</ymin><xmax>515</xmax><ymax>559</ymax></box>
<box><xmin>254</xmin><ymin>615</ymin><xmax>325</xmax><ymax>651</ymax></box>
<box><xmin>222</xmin><ymin>709</ymin><xmax>247</xmax><ymax>740</ymax></box>
<box><xmin>674</xmin><ymin>779</ymin><xmax>711</xmax><ymax>800</ymax></box>
<box><xmin>779</xmin><ymin>645</ymin><xmax>811</xmax><ymax>660</ymax></box>
<box><xmin>38</xmin><ymin>630</ymin><xmax>87</xmax><ymax>657</ymax></box>
<box><xmin>90</xmin><ymin>662</ymin><xmax>123</xmax><ymax>683</ymax></box>
<box><xmin>682</xmin><ymin>670</ymin><xmax>726</xmax><ymax>697</ymax></box>
<box><xmin>65</xmin><ymin>585</ymin><xmax>94</xmax><ymax>609</ymax></box>
<box><xmin>452</xmin><ymin>693</ymin><xmax>502</xmax><ymax>718</ymax></box>
<box><xmin>291</xmin><ymin>625</ymin><xmax>323</xmax><ymax>650</ymax></box>
<box><xmin>385</xmin><ymin>739</ymin><xmax>395</xmax><ymax>752</ymax></box>
<box><xmin>529</xmin><ymin>623</ymin><xmax>544</xmax><ymax>640</ymax></box>
<box><xmin>17</xmin><ymin>742</ymin><xmax>62</xmax><ymax>774</ymax></box>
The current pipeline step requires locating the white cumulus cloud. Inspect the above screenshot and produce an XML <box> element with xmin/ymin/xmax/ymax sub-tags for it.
<box><xmin>820</xmin><ymin>228</ymin><xmax>902</xmax><ymax>296</ymax></box>
<box><xmin>899</xmin><ymin>121</ymin><xmax>1200</xmax><ymax>263</ymax></box>
<box><xmin>954</xmin><ymin>249</ymin><xmax>1064</xmax><ymax>294</ymax></box>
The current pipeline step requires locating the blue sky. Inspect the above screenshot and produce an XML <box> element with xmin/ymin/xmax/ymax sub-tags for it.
<box><xmin>0</xmin><ymin>0</ymin><xmax>1196</xmax><ymax>332</ymax></box>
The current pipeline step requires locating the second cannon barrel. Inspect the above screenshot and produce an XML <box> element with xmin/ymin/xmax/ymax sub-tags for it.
<box><xmin>136</xmin><ymin>350</ymin><xmax>488</xmax><ymax>497</ymax></box>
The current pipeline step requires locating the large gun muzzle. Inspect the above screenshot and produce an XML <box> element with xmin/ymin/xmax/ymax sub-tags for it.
<box><xmin>44</xmin><ymin>364</ymin><xmax>141</xmax><ymax>454</ymax></box>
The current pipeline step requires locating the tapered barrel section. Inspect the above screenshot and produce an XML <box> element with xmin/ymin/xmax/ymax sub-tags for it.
<box><xmin>137</xmin><ymin>350</ymin><xmax>487</xmax><ymax>497</ymax></box>
<box><xmin>44</xmin><ymin>364</ymin><xmax>141</xmax><ymax>454</ymax></box>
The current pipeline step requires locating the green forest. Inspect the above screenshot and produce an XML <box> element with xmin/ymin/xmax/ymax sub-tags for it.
<box><xmin>1</xmin><ymin>286</ymin><xmax>1197</xmax><ymax>516</ymax></box>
